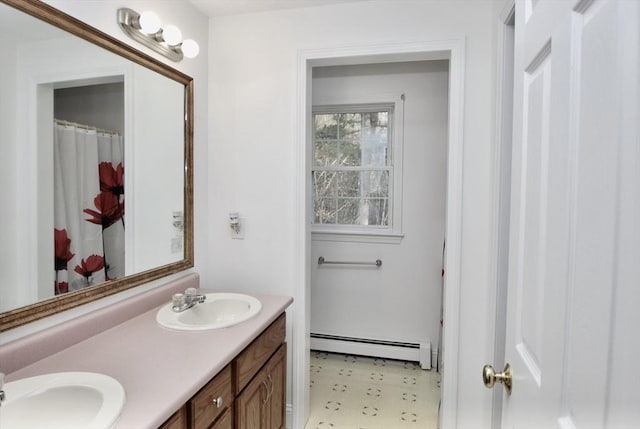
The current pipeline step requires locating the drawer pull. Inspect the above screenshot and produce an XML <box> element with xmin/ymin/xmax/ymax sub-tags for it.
<box><xmin>212</xmin><ymin>396</ymin><xmax>223</xmax><ymax>408</ymax></box>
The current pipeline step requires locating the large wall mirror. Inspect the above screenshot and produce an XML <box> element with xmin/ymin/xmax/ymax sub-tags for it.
<box><xmin>0</xmin><ymin>0</ymin><xmax>194</xmax><ymax>332</ymax></box>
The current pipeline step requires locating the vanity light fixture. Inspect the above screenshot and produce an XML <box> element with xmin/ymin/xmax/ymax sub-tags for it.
<box><xmin>117</xmin><ymin>8</ymin><xmax>199</xmax><ymax>61</ymax></box>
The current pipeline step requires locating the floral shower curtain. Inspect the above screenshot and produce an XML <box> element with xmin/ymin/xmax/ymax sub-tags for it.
<box><xmin>53</xmin><ymin>121</ymin><xmax>125</xmax><ymax>295</ymax></box>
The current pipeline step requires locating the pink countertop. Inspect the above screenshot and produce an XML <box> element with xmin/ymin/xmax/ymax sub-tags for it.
<box><xmin>6</xmin><ymin>291</ymin><xmax>293</xmax><ymax>428</ymax></box>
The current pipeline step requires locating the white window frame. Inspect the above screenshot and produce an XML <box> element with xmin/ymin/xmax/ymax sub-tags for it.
<box><xmin>311</xmin><ymin>96</ymin><xmax>404</xmax><ymax>243</ymax></box>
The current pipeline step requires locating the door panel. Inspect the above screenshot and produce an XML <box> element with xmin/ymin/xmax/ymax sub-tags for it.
<box><xmin>236</xmin><ymin>373</ymin><xmax>267</xmax><ymax>429</ymax></box>
<box><xmin>503</xmin><ymin>0</ymin><xmax>639</xmax><ymax>427</ymax></box>
<box><xmin>564</xmin><ymin>2</ymin><xmax>619</xmax><ymax>426</ymax></box>
<box><xmin>506</xmin><ymin>2</ymin><xmax>571</xmax><ymax>426</ymax></box>
<box><xmin>516</xmin><ymin>48</ymin><xmax>551</xmax><ymax>385</ymax></box>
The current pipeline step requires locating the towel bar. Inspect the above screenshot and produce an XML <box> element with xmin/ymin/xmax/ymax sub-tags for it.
<box><xmin>317</xmin><ymin>256</ymin><xmax>382</xmax><ymax>267</ymax></box>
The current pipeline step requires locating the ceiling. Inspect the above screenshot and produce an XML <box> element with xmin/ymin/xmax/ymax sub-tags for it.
<box><xmin>189</xmin><ymin>0</ymin><xmax>370</xmax><ymax>17</ymax></box>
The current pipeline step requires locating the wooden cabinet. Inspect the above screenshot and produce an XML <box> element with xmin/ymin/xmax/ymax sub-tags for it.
<box><xmin>189</xmin><ymin>365</ymin><xmax>233</xmax><ymax>429</ymax></box>
<box><xmin>266</xmin><ymin>345</ymin><xmax>286</xmax><ymax>429</ymax></box>
<box><xmin>234</xmin><ymin>314</ymin><xmax>286</xmax><ymax>393</ymax></box>
<box><xmin>235</xmin><ymin>313</ymin><xmax>286</xmax><ymax>429</ymax></box>
<box><xmin>159</xmin><ymin>406</ymin><xmax>187</xmax><ymax>429</ymax></box>
<box><xmin>210</xmin><ymin>406</ymin><xmax>233</xmax><ymax>429</ymax></box>
<box><xmin>157</xmin><ymin>313</ymin><xmax>286</xmax><ymax>429</ymax></box>
<box><xmin>236</xmin><ymin>344</ymin><xmax>286</xmax><ymax>429</ymax></box>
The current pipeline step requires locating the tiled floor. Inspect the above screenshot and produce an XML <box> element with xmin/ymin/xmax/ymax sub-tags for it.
<box><xmin>306</xmin><ymin>351</ymin><xmax>441</xmax><ymax>429</ymax></box>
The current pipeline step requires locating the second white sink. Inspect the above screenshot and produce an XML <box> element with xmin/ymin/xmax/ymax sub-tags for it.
<box><xmin>156</xmin><ymin>292</ymin><xmax>262</xmax><ymax>331</ymax></box>
<box><xmin>0</xmin><ymin>372</ymin><xmax>125</xmax><ymax>429</ymax></box>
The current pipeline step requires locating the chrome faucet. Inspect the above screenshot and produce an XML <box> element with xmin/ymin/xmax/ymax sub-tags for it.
<box><xmin>171</xmin><ymin>288</ymin><xmax>206</xmax><ymax>312</ymax></box>
<box><xmin>0</xmin><ymin>372</ymin><xmax>5</xmax><ymax>407</ymax></box>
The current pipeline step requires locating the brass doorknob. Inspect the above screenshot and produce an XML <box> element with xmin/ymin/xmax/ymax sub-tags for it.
<box><xmin>482</xmin><ymin>363</ymin><xmax>512</xmax><ymax>394</ymax></box>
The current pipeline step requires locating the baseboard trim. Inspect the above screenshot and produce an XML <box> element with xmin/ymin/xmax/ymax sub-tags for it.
<box><xmin>286</xmin><ymin>403</ymin><xmax>293</xmax><ymax>429</ymax></box>
<box><xmin>310</xmin><ymin>334</ymin><xmax>432</xmax><ymax>369</ymax></box>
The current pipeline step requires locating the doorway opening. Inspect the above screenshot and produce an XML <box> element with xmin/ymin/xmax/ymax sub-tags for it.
<box><xmin>293</xmin><ymin>40</ymin><xmax>466</xmax><ymax>429</ymax></box>
<box><xmin>52</xmin><ymin>81</ymin><xmax>126</xmax><ymax>296</ymax></box>
<box><xmin>306</xmin><ymin>59</ymin><xmax>449</xmax><ymax>428</ymax></box>
<box><xmin>34</xmin><ymin>75</ymin><xmax>126</xmax><ymax>303</ymax></box>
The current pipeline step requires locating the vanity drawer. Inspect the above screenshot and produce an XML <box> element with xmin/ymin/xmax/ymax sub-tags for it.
<box><xmin>234</xmin><ymin>313</ymin><xmax>286</xmax><ymax>394</ymax></box>
<box><xmin>211</xmin><ymin>406</ymin><xmax>233</xmax><ymax>429</ymax></box>
<box><xmin>189</xmin><ymin>364</ymin><xmax>233</xmax><ymax>429</ymax></box>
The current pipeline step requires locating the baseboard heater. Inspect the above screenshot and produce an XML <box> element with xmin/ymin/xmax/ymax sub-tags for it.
<box><xmin>310</xmin><ymin>333</ymin><xmax>432</xmax><ymax>370</ymax></box>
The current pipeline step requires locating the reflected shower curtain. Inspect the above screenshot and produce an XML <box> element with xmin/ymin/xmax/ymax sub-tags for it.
<box><xmin>53</xmin><ymin>121</ymin><xmax>125</xmax><ymax>295</ymax></box>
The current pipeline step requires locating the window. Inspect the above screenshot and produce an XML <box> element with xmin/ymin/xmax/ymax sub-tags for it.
<box><xmin>312</xmin><ymin>104</ymin><xmax>395</xmax><ymax>232</ymax></box>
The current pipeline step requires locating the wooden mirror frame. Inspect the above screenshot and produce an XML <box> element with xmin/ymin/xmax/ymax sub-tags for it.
<box><xmin>0</xmin><ymin>0</ymin><xmax>194</xmax><ymax>332</ymax></box>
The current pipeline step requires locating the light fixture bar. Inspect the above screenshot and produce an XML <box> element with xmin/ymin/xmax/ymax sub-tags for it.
<box><xmin>117</xmin><ymin>8</ymin><xmax>183</xmax><ymax>62</ymax></box>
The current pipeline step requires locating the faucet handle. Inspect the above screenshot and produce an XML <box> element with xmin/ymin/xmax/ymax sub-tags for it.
<box><xmin>185</xmin><ymin>287</ymin><xmax>206</xmax><ymax>303</ymax></box>
<box><xmin>172</xmin><ymin>293</ymin><xmax>185</xmax><ymax>307</ymax></box>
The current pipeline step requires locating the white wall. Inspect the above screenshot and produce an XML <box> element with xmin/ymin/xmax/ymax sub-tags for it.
<box><xmin>310</xmin><ymin>61</ymin><xmax>448</xmax><ymax>352</ymax></box>
<box><xmin>208</xmin><ymin>1</ymin><xmax>497</xmax><ymax>427</ymax></box>
<box><xmin>0</xmin><ymin>36</ymin><xmax>20</xmax><ymax>311</ymax></box>
<box><xmin>1</xmin><ymin>0</ymin><xmax>208</xmax><ymax>343</ymax></box>
<box><xmin>130</xmin><ymin>65</ymin><xmax>185</xmax><ymax>273</ymax></box>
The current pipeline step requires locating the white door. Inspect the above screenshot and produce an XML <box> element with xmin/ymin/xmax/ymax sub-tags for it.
<box><xmin>488</xmin><ymin>0</ymin><xmax>640</xmax><ymax>427</ymax></box>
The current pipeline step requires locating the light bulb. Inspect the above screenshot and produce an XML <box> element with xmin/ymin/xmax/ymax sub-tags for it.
<box><xmin>138</xmin><ymin>11</ymin><xmax>161</xmax><ymax>34</ymax></box>
<box><xmin>181</xmin><ymin>39</ymin><xmax>200</xmax><ymax>59</ymax></box>
<box><xmin>162</xmin><ymin>24</ymin><xmax>182</xmax><ymax>46</ymax></box>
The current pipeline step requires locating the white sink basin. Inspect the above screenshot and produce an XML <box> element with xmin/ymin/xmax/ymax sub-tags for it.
<box><xmin>0</xmin><ymin>372</ymin><xmax>125</xmax><ymax>429</ymax></box>
<box><xmin>156</xmin><ymin>292</ymin><xmax>262</xmax><ymax>331</ymax></box>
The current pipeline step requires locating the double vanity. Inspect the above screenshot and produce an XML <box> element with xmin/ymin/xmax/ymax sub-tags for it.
<box><xmin>1</xmin><ymin>274</ymin><xmax>292</xmax><ymax>428</ymax></box>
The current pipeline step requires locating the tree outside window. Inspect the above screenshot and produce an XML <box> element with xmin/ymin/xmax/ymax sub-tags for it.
<box><xmin>312</xmin><ymin>107</ymin><xmax>392</xmax><ymax>227</ymax></box>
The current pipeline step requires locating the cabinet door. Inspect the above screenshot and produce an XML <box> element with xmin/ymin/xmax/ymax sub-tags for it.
<box><xmin>266</xmin><ymin>344</ymin><xmax>286</xmax><ymax>429</ymax></box>
<box><xmin>235</xmin><ymin>314</ymin><xmax>286</xmax><ymax>394</ymax></box>
<box><xmin>236</xmin><ymin>366</ymin><xmax>269</xmax><ymax>429</ymax></box>
<box><xmin>237</xmin><ymin>344</ymin><xmax>287</xmax><ymax>429</ymax></box>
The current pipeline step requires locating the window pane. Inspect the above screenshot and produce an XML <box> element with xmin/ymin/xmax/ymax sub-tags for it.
<box><xmin>363</xmin><ymin>170</ymin><xmax>389</xmax><ymax>198</ymax></box>
<box><xmin>315</xmin><ymin>198</ymin><xmax>336</xmax><ymax>224</ymax></box>
<box><xmin>313</xmin><ymin>170</ymin><xmax>336</xmax><ymax>197</ymax></box>
<box><xmin>314</xmin><ymin>114</ymin><xmax>338</xmax><ymax>139</ymax></box>
<box><xmin>339</xmin><ymin>113</ymin><xmax>361</xmax><ymax>142</ymax></box>
<box><xmin>336</xmin><ymin>171</ymin><xmax>360</xmax><ymax>197</ymax></box>
<box><xmin>362</xmin><ymin>112</ymin><xmax>389</xmax><ymax>167</ymax></box>
<box><xmin>363</xmin><ymin>111</ymin><xmax>389</xmax><ymax>127</ymax></box>
<box><xmin>314</xmin><ymin>139</ymin><xmax>338</xmax><ymax>167</ymax></box>
<box><xmin>339</xmin><ymin>140</ymin><xmax>361</xmax><ymax>166</ymax></box>
<box><xmin>336</xmin><ymin>198</ymin><xmax>360</xmax><ymax>224</ymax></box>
<box><xmin>312</xmin><ymin>108</ymin><xmax>393</xmax><ymax>229</ymax></box>
<box><xmin>364</xmin><ymin>198</ymin><xmax>389</xmax><ymax>226</ymax></box>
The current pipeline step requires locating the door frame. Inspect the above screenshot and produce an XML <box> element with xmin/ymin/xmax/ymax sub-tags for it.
<box><xmin>293</xmin><ymin>38</ymin><xmax>466</xmax><ymax>429</ymax></box>
<box><xmin>490</xmin><ymin>1</ymin><xmax>516</xmax><ymax>427</ymax></box>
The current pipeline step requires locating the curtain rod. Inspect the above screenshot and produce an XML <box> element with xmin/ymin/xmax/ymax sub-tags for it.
<box><xmin>54</xmin><ymin>118</ymin><xmax>120</xmax><ymax>136</ymax></box>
